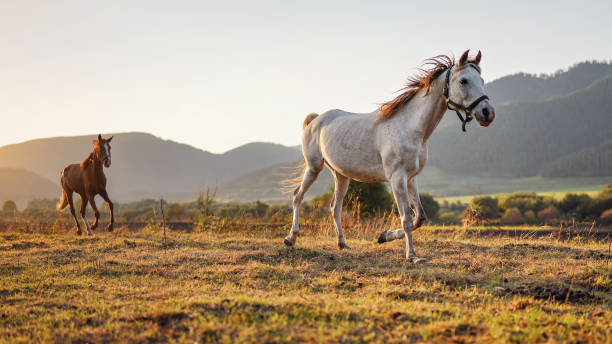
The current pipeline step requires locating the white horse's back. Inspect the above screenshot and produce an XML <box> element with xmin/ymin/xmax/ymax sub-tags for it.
<box><xmin>304</xmin><ymin>109</ymin><xmax>386</xmax><ymax>182</ymax></box>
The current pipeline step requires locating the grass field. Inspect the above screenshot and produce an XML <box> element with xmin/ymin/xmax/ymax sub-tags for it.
<box><xmin>436</xmin><ymin>188</ymin><xmax>605</xmax><ymax>205</ymax></box>
<box><xmin>1</xmin><ymin>226</ymin><xmax>611</xmax><ymax>343</ymax></box>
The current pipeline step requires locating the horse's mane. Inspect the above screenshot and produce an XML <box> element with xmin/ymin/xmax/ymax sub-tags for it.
<box><xmin>378</xmin><ymin>55</ymin><xmax>455</xmax><ymax>120</ymax></box>
<box><xmin>80</xmin><ymin>152</ymin><xmax>95</xmax><ymax>169</ymax></box>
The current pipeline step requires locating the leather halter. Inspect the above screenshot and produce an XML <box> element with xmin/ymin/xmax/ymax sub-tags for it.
<box><xmin>443</xmin><ymin>64</ymin><xmax>489</xmax><ymax>132</ymax></box>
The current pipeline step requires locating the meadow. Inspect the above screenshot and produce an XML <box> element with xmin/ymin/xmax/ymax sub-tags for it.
<box><xmin>1</xmin><ymin>223</ymin><xmax>610</xmax><ymax>343</ymax></box>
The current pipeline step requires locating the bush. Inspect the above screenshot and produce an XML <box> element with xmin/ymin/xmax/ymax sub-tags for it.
<box><xmin>310</xmin><ymin>181</ymin><xmax>394</xmax><ymax>217</ymax></box>
<box><xmin>501</xmin><ymin>207</ymin><xmax>523</xmax><ymax>225</ymax></box>
<box><xmin>345</xmin><ymin>181</ymin><xmax>394</xmax><ymax>216</ymax></box>
<box><xmin>501</xmin><ymin>192</ymin><xmax>553</xmax><ymax>214</ymax></box>
<box><xmin>248</xmin><ymin>200</ymin><xmax>269</xmax><ymax>217</ymax></box>
<box><xmin>1</xmin><ymin>200</ymin><xmax>18</xmax><ymax>218</ymax></box>
<box><xmin>588</xmin><ymin>187</ymin><xmax>612</xmax><ymax>219</ymax></box>
<box><xmin>419</xmin><ymin>193</ymin><xmax>440</xmax><ymax>221</ymax></box>
<box><xmin>537</xmin><ymin>205</ymin><xmax>561</xmax><ymax>223</ymax></box>
<box><xmin>600</xmin><ymin>209</ymin><xmax>612</xmax><ymax>225</ymax></box>
<box><xmin>524</xmin><ymin>210</ymin><xmax>537</xmax><ymax>223</ymax></box>
<box><xmin>558</xmin><ymin>193</ymin><xmax>592</xmax><ymax>218</ymax></box>
<box><xmin>466</xmin><ymin>196</ymin><xmax>499</xmax><ymax>220</ymax></box>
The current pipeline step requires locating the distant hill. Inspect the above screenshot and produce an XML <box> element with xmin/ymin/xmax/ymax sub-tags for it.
<box><xmin>0</xmin><ymin>168</ymin><xmax>57</xmax><ymax>208</ymax></box>
<box><xmin>539</xmin><ymin>140</ymin><xmax>612</xmax><ymax>178</ymax></box>
<box><xmin>0</xmin><ymin>133</ymin><xmax>300</xmax><ymax>202</ymax></box>
<box><xmin>485</xmin><ymin>61</ymin><xmax>612</xmax><ymax>104</ymax></box>
<box><xmin>428</xmin><ymin>74</ymin><xmax>612</xmax><ymax>178</ymax></box>
<box><xmin>218</xmin><ymin>161</ymin><xmax>333</xmax><ymax>202</ymax></box>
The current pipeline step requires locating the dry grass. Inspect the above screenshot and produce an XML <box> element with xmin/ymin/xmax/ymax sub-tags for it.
<box><xmin>0</xmin><ymin>224</ymin><xmax>610</xmax><ymax>343</ymax></box>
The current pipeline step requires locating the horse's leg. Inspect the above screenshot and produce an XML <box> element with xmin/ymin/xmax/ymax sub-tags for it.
<box><xmin>388</xmin><ymin>171</ymin><xmax>426</xmax><ymax>263</ymax></box>
<box><xmin>284</xmin><ymin>160</ymin><xmax>323</xmax><ymax>247</ymax></box>
<box><xmin>330</xmin><ymin>171</ymin><xmax>350</xmax><ymax>249</ymax></box>
<box><xmin>67</xmin><ymin>192</ymin><xmax>82</xmax><ymax>235</ymax></box>
<box><xmin>378</xmin><ymin>178</ymin><xmax>424</xmax><ymax>243</ymax></box>
<box><xmin>79</xmin><ymin>195</ymin><xmax>93</xmax><ymax>236</ymax></box>
<box><xmin>99</xmin><ymin>190</ymin><xmax>114</xmax><ymax>232</ymax></box>
<box><xmin>407</xmin><ymin>179</ymin><xmax>427</xmax><ymax>229</ymax></box>
<box><xmin>89</xmin><ymin>195</ymin><xmax>100</xmax><ymax>231</ymax></box>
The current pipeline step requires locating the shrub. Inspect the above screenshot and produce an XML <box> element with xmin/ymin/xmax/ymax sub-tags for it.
<box><xmin>524</xmin><ymin>210</ymin><xmax>537</xmax><ymax>223</ymax></box>
<box><xmin>537</xmin><ymin>205</ymin><xmax>561</xmax><ymax>223</ymax></box>
<box><xmin>419</xmin><ymin>193</ymin><xmax>440</xmax><ymax>221</ymax></box>
<box><xmin>558</xmin><ymin>193</ymin><xmax>592</xmax><ymax>218</ymax></box>
<box><xmin>466</xmin><ymin>196</ymin><xmax>499</xmax><ymax>220</ymax></box>
<box><xmin>501</xmin><ymin>207</ymin><xmax>523</xmax><ymax>225</ymax></box>
<box><xmin>248</xmin><ymin>200</ymin><xmax>269</xmax><ymax>217</ymax></box>
<box><xmin>600</xmin><ymin>209</ymin><xmax>612</xmax><ymax>225</ymax></box>
<box><xmin>344</xmin><ymin>181</ymin><xmax>394</xmax><ymax>216</ymax></box>
<box><xmin>1</xmin><ymin>200</ymin><xmax>18</xmax><ymax>219</ymax></box>
<box><xmin>501</xmin><ymin>192</ymin><xmax>553</xmax><ymax>214</ymax></box>
<box><xmin>310</xmin><ymin>181</ymin><xmax>394</xmax><ymax>217</ymax></box>
<box><xmin>588</xmin><ymin>187</ymin><xmax>612</xmax><ymax>219</ymax></box>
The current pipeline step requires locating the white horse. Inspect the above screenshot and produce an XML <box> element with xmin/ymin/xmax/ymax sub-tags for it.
<box><xmin>284</xmin><ymin>50</ymin><xmax>495</xmax><ymax>263</ymax></box>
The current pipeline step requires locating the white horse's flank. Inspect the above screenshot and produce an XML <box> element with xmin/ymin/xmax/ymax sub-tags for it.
<box><xmin>284</xmin><ymin>50</ymin><xmax>495</xmax><ymax>263</ymax></box>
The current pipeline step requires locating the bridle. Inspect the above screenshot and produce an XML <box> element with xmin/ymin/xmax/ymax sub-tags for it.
<box><xmin>443</xmin><ymin>64</ymin><xmax>489</xmax><ymax>132</ymax></box>
<box><xmin>94</xmin><ymin>142</ymin><xmax>110</xmax><ymax>165</ymax></box>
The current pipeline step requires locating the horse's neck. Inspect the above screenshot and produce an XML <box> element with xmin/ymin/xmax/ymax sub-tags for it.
<box><xmin>82</xmin><ymin>151</ymin><xmax>105</xmax><ymax>177</ymax></box>
<box><xmin>396</xmin><ymin>76</ymin><xmax>447</xmax><ymax>143</ymax></box>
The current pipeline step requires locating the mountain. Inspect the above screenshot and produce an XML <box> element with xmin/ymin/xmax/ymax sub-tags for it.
<box><xmin>485</xmin><ymin>61</ymin><xmax>612</xmax><ymax>104</ymax></box>
<box><xmin>218</xmin><ymin>161</ymin><xmax>333</xmax><ymax>202</ymax></box>
<box><xmin>0</xmin><ymin>168</ymin><xmax>57</xmax><ymax>208</ymax></box>
<box><xmin>0</xmin><ymin>133</ymin><xmax>301</xmax><ymax>202</ymax></box>
<box><xmin>428</xmin><ymin>74</ymin><xmax>612</xmax><ymax>177</ymax></box>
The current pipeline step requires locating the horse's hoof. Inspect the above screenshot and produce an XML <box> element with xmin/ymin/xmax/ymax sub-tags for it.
<box><xmin>377</xmin><ymin>230</ymin><xmax>389</xmax><ymax>244</ymax></box>
<box><xmin>76</xmin><ymin>230</ymin><xmax>82</xmax><ymax>236</ymax></box>
<box><xmin>283</xmin><ymin>236</ymin><xmax>295</xmax><ymax>247</ymax></box>
<box><xmin>106</xmin><ymin>224</ymin><xmax>114</xmax><ymax>232</ymax></box>
<box><xmin>91</xmin><ymin>223</ymin><xmax>98</xmax><ymax>230</ymax></box>
<box><xmin>409</xmin><ymin>257</ymin><xmax>428</xmax><ymax>264</ymax></box>
<box><xmin>338</xmin><ymin>242</ymin><xmax>351</xmax><ymax>250</ymax></box>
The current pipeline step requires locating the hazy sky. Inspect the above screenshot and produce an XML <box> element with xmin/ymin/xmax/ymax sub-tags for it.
<box><xmin>1</xmin><ymin>1</ymin><xmax>611</xmax><ymax>153</ymax></box>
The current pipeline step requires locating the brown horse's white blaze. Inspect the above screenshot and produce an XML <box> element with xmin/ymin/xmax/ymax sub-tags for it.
<box><xmin>284</xmin><ymin>50</ymin><xmax>495</xmax><ymax>263</ymax></box>
<box><xmin>57</xmin><ymin>134</ymin><xmax>115</xmax><ymax>235</ymax></box>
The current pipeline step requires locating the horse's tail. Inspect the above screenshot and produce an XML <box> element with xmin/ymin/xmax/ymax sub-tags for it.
<box><xmin>281</xmin><ymin>113</ymin><xmax>319</xmax><ymax>196</ymax></box>
<box><xmin>281</xmin><ymin>159</ymin><xmax>307</xmax><ymax>197</ymax></box>
<box><xmin>56</xmin><ymin>171</ymin><xmax>68</xmax><ymax>211</ymax></box>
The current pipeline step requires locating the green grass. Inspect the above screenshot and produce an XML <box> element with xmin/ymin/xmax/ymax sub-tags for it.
<box><xmin>0</xmin><ymin>226</ymin><xmax>610</xmax><ymax>343</ymax></box>
<box><xmin>436</xmin><ymin>187</ymin><xmax>605</xmax><ymax>205</ymax></box>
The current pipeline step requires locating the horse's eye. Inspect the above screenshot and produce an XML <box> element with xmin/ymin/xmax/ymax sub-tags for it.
<box><xmin>460</xmin><ymin>78</ymin><xmax>468</xmax><ymax>85</ymax></box>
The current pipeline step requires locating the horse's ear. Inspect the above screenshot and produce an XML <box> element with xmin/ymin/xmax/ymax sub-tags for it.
<box><xmin>97</xmin><ymin>134</ymin><xmax>102</xmax><ymax>142</ymax></box>
<box><xmin>459</xmin><ymin>50</ymin><xmax>470</xmax><ymax>65</ymax></box>
<box><xmin>474</xmin><ymin>50</ymin><xmax>482</xmax><ymax>65</ymax></box>
<box><xmin>107</xmin><ymin>136</ymin><xmax>113</xmax><ymax>142</ymax></box>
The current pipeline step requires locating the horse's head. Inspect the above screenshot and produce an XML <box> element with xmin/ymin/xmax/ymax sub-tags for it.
<box><xmin>92</xmin><ymin>134</ymin><xmax>113</xmax><ymax>168</ymax></box>
<box><xmin>445</xmin><ymin>50</ymin><xmax>495</xmax><ymax>128</ymax></box>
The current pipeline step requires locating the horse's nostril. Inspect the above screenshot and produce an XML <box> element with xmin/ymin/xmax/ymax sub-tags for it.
<box><xmin>482</xmin><ymin>107</ymin><xmax>490</xmax><ymax>119</ymax></box>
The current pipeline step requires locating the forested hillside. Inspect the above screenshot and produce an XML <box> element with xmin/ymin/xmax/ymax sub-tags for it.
<box><xmin>485</xmin><ymin>61</ymin><xmax>612</xmax><ymax>104</ymax></box>
<box><xmin>429</xmin><ymin>75</ymin><xmax>612</xmax><ymax>177</ymax></box>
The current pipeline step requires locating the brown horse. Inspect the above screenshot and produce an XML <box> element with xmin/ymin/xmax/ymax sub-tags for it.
<box><xmin>57</xmin><ymin>134</ymin><xmax>114</xmax><ymax>235</ymax></box>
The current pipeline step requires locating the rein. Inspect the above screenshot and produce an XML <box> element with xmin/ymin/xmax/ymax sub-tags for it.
<box><xmin>443</xmin><ymin>64</ymin><xmax>489</xmax><ymax>132</ymax></box>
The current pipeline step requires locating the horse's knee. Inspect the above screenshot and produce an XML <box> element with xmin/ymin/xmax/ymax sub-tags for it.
<box><xmin>401</xmin><ymin>218</ymin><xmax>414</xmax><ymax>231</ymax></box>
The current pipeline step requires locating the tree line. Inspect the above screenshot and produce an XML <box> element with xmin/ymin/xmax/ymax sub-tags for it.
<box><xmin>2</xmin><ymin>182</ymin><xmax>611</xmax><ymax>230</ymax></box>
